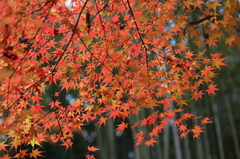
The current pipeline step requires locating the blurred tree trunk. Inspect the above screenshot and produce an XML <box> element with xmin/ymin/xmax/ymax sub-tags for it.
<box><xmin>182</xmin><ymin>134</ymin><xmax>191</xmax><ymax>159</ymax></box>
<box><xmin>107</xmin><ymin>119</ymin><xmax>116</xmax><ymax>159</ymax></box>
<box><xmin>212</xmin><ymin>103</ymin><xmax>224</xmax><ymax>159</ymax></box>
<box><xmin>170</xmin><ymin>119</ymin><xmax>182</xmax><ymax>159</ymax></box>
<box><xmin>163</xmin><ymin>124</ymin><xmax>169</xmax><ymax>159</ymax></box>
<box><xmin>191</xmin><ymin>101</ymin><xmax>204</xmax><ymax>159</ymax></box>
<box><xmin>95</xmin><ymin>124</ymin><xmax>107</xmax><ymax>159</ymax></box>
<box><xmin>131</xmin><ymin>109</ymin><xmax>151</xmax><ymax>159</ymax></box>
<box><xmin>202</xmin><ymin>99</ymin><xmax>212</xmax><ymax>159</ymax></box>
<box><xmin>95</xmin><ymin>119</ymin><xmax>115</xmax><ymax>159</ymax></box>
<box><xmin>156</xmin><ymin>134</ymin><xmax>163</xmax><ymax>159</ymax></box>
<box><xmin>130</xmin><ymin>114</ymin><xmax>141</xmax><ymax>159</ymax></box>
<box><xmin>225</xmin><ymin>97</ymin><xmax>240</xmax><ymax>159</ymax></box>
<box><xmin>202</xmin><ymin>130</ymin><xmax>211</xmax><ymax>159</ymax></box>
<box><xmin>169</xmin><ymin>101</ymin><xmax>182</xmax><ymax>159</ymax></box>
<box><xmin>181</xmin><ymin>111</ymin><xmax>191</xmax><ymax>159</ymax></box>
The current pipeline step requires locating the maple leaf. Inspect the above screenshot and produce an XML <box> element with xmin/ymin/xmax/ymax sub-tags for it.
<box><xmin>140</xmin><ymin>118</ymin><xmax>148</xmax><ymax>127</ymax></box>
<box><xmin>145</xmin><ymin>138</ymin><xmax>157</xmax><ymax>147</ymax></box>
<box><xmin>49</xmin><ymin>100</ymin><xmax>61</xmax><ymax>108</ymax></box>
<box><xmin>207</xmin><ymin>1</ymin><xmax>222</xmax><ymax>11</ymax></box>
<box><xmin>10</xmin><ymin>138</ymin><xmax>21</xmax><ymax>150</ymax></box>
<box><xmin>14</xmin><ymin>149</ymin><xmax>28</xmax><ymax>159</ymax></box>
<box><xmin>35</xmin><ymin>133</ymin><xmax>47</xmax><ymax>143</ymax></box>
<box><xmin>85</xmin><ymin>154</ymin><xmax>95</xmax><ymax>159</ymax></box>
<box><xmin>178</xmin><ymin>124</ymin><xmax>188</xmax><ymax>132</ymax></box>
<box><xmin>82</xmin><ymin>112</ymin><xmax>92</xmax><ymax>122</ymax></box>
<box><xmin>115</xmin><ymin>122</ymin><xmax>128</xmax><ymax>133</ymax></box>
<box><xmin>179</xmin><ymin>131</ymin><xmax>189</xmax><ymax>139</ymax></box>
<box><xmin>211</xmin><ymin>54</ymin><xmax>227</xmax><ymax>70</ymax></box>
<box><xmin>176</xmin><ymin>99</ymin><xmax>188</xmax><ymax>106</ymax></box>
<box><xmin>193</xmin><ymin>133</ymin><xmax>201</xmax><ymax>138</ymax></box>
<box><xmin>185</xmin><ymin>51</ymin><xmax>195</xmax><ymax>59</ymax></box>
<box><xmin>28</xmin><ymin>137</ymin><xmax>41</xmax><ymax>148</ymax></box>
<box><xmin>192</xmin><ymin>125</ymin><xmax>204</xmax><ymax>135</ymax></box>
<box><xmin>206</xmin><ymin>37</ymin><xmax>219</xmax><ymax>47</ymax></box>
<box><xmin>43</xmin><ymin>122</ymin><xmax>53</xmax><ymax>133</ymax></box>
<box><xmin>0</xmin><ymin>0</ymin><xmax>233</xmax><ymax>157</ymax></box>
<box><xmin>60</xmin><ymin>140</ymin><xmax>73</xmax><ymax>151</ymax></box>
<box><xmin>192</xmin><ymin>91</ymin><xmax>204</xmax><ymax>101</ymax></box>
<box><xmin>135</xmin><ymin>136</ymin><xmax>145</xmax><ymax>146</ymax></box>
<box><xmin>194</xmin><ymin>0</ymin><xmax>205</xmax><ymax>10</ymax></box>
<box><xmin>201</xmin><ymin>66</ymin><xmax>215</xmax><ymax>76</ymax></box>
<box><xmin>206</xmin><ymin>84</ymin><xmax>219</xmax><ymax>95</ymax></box>
<box><xmin>87</xmin><ymin>146</ymin><xmax>100</xmax><ymax>152</ymax></box>
<box><xmin>31</xmin><ymin>104</ymin><xmax>44</xmax><ymax>114</ymax></box>
<box><xmin>201</xmin><ymin>117</ymin><xmax>213</xmax><ymax>124</ymax></box>
<box><xmin>109</xmin><ymin>109</ymin><xmax>121</xmax><ymax>120</ymax></box>
<box><xmin>161</xmin><ymin>118</ymin><xmax>170</xmax><ymax>125</ymax></box>
<box><xmin>97</xmin><ymin>117</ymin><xmax>107</xmax><ymax>127</ymax></box>
<box><xmin>0</xmin><ymin>141</ymin><xmax>9</xmax><ymax>151</ymax></box>
<box><xmin>29</xmin><ymin>149</ymin><xmax>44</xmax><ymax>159</ymax></box>
<box><xmin>134</xmin><ymin>131</ymin><xmax>145</xmax><ymax>139</ymax></box>
<box><xmin>0</xmin><ymin>154</ymin><xmax>10</xmax><ymax>159</ymax></box>
<box><xmin>181</xmin><ymin>113</ymin><xmax>194</xmax><ymax>120</ymax></box>
<box><xmin>50</xmin><ymin>133</ymin><xmax>59</xmax><ymax>143</ymax></box>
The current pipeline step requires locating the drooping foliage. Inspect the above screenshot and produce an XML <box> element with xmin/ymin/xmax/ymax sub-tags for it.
<box><xmin>0</xmin><ymin>0</ymin><xmax>236</xmax><ymax>158</ymax></box>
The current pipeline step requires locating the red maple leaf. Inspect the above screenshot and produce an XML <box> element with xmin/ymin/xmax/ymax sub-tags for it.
<box><xmin>0</xmin><ymin>154</ymin><xmax>10</xmax><ymax>159</ymax></box>
<box><xmin>134</xmin><ymin>131</ymin><xmax>145</xmax><ymax>138</ymax></box>
<box><xmin>97</xmin><ymin>117</ymin><xmax>107</xmax><ymax>127</ymax></box>
<box><xmin>178</xmin><ymin>124</ymin><xmax>188</xmax><ymax>132</ymax></box>
<box><xmin>115</xmin><ymin>122</ymin><xmax>128</xmax><ymax>133</ymax></box>
<box><xmin>60</xmin><ymin>140</ymin><xmax>73</xmax><ymax>151</ymax></box>
<box><xmin>14</xmin><ymin>149</ymin><xmax>28</xmax><ymax>159</ymax></box>
<box><xmin>35</xmin><ymin>133</ymin><xmax>47</xmax><ymax>143</ymax></box>
<box><xmin>31</xmin><ymin>104</ymin><xmax>44</xmax><ymax>114</ymax></box>
<box><xmin>30</xmin><ymin>149</ymin><xmax>44</xmax><ymax>159</ymax></box>
<box><xmin>87</xmin><ymin>146</ymin><xmax>100</xmax><ymax>152</ymax></box>
<box><xmin>192</xmin><ymin>125</ymin><xmax>204</xmax><ymax>136</ymax></box>
<box><xmin>179</xmin><ymin>131</ymin><xmax>189</xmax><ymax>139</ymax></box>
<box><xmin>206</xmin><ymin>84</ymin><xmax>219</xmax><ymax>95</ymax></box>
<box><xmin>181</xmin><ymin>112</ymin><xmax>194</xmax><ymax>120</ymax></box>
<box><xmin>85</xmin><ymin>154</ymin><xmax>95</xmax><ymax>159</ymax></box>
<box><xmin>145</xmin><ymin>138</ymin><xmax>157</xmax><ymax>147</ymax></box>
<box><xmin>201</xmin><ymin>117</ymin><xmax>213</xmax><ymax>124</ymax></box>
<box><xmin>211</xmin><ymin>53</ymin><xmax>227</xmax><ymax>69</ymax></box>
<box><xmin>0</xmin><ymin>141</ymin><xmax>9</xmax><ymax>151</ymax></box>
<box><xmin>192</xmin><ymin>91</ymin><xmax>204</xmax><ymax>101</ymax></box>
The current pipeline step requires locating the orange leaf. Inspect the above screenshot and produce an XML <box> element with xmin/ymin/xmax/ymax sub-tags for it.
<box><xmin>211</xmin><ymin>53</ymin><xmax>227</xmax><ymax>69</ymax></box>
<box><xmin>87</xmin><ymin>146</ymin><xmax>100</xmax><ymax>152</ymax></box>
<box><xmin>14</xmin><ymin>149</ymin><xmax>28</xmax><ymax>159</ymax></box>
<box><xmin>192</xmin><ymin>91</ymin><xmax>204</xmax><ymax>101</ymax></box>
<box><xmin>0</xmin><ymin>154</ymin><xmax>10</xmax><ymax>159</ymax></box>
<box><xmin>60</xmin><ymin>140</ymin><xmax>73</xmax><ymax>151</ymax></box>
<box><xmin>85</xmin><ymin>154</ymin><xmax>95</xmax><ymax>159</ymax></box>
<box><xmin>179</xmin><ymin>131</ymin><xmax>189</xmax><ymax>139</ymax></box>
<box><xmin>145</xmin><ymin>138</ymin><xmax>157</xmax><ymax>147</ymax></box>
<box><xmin>30</xmin><ymin>149</ymin><xmax>44</xmax><ymax>159</ymax></box>
<box><xmin>192</xmin><ymin>125</ymin><xmax>204</xmax><ymax>135</ymax></box>
<box><xmin>115</xmin><ymin>122</ymin><xmax>128</xmax><ymax>132</ymax></box>
<box><xmin>97</xmin><ymin>117</ymin><xmax>107</xmax><ymax>127</ymax></box>
<box><xmin>201</xmin><ymin>117</ymin><xmax>213</xmax><ymax>124</ymax></box>
<box><xmin>178</xmin><ymin>124</ymin><xmax>188</xmax><ymax>132</ymax></box>
<box><xmin>0</xmin><ymin>141</ymin><xmax>9</xmax><ymax>151</ymax></box>
<box><xmin>206</xmin><ymin>84</ymin><xmax>219</xmax><ymax>95</ymax></box>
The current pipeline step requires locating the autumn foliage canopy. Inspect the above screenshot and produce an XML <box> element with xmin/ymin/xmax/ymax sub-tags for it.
<box><xmin>0</xmin><ymin>0</ymin><xmax>237</xmax><ymax>158</ymax></box>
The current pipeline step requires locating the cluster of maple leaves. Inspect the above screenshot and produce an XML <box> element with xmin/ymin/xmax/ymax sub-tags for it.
<box><xmin>0</xmin><ymin>0</ymin><xmax>237</xmax><ymax>158</ymax></box>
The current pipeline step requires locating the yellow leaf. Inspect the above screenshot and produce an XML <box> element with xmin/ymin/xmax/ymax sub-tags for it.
<box><xmin>28</xmin><ymin>137</ymin><xmax>41</xmax><ymax>148</ymax></box>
